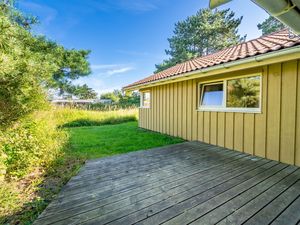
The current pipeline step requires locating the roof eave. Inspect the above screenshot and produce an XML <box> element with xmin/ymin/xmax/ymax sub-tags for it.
<box><xmin>252</xmin><ymin>0</ymin><xmax>300</xmax><ymax>34</ymax></box>
<box><xmin>123</xmin><ymin>45</ymin><xmax>300</xmax><ymax>91</ymax></box>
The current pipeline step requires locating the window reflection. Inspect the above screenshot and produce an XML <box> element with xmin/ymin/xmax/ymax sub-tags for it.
<box><xmin>226</xmin><ymin>76</ymin><xmax>260</xmax><ymax>108</ymax></box>
<box><xmin>201</xmin><ymin>83</ymin><xmax>223</xmax><ymax>107</ymax></box>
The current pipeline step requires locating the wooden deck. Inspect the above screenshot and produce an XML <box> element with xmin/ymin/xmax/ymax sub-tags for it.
<box><xmin>34</xmin><ymin>141</ymin><xmax>300</xmax><ymax>225</ymax></box>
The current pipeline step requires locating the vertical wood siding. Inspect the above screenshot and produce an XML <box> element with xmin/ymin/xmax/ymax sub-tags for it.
<box><xmin>139</xmin><ymin>59</ymin><xmax>300</xmax><ymax>166</ymax></box>
<box><xmin>296</xmin><ymin>60</ymin><xmax>300</xmax><ymax>166</ymax></box>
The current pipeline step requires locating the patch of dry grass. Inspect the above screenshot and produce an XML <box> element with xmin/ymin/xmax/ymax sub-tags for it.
<box><xmin>53</xmin><ymin>108</ymin><xmax>138</xmax><ymax>127</ymax></box>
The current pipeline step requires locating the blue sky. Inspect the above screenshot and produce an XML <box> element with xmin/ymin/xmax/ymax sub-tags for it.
<box><xmin>18</xmin><ymin>0</ymin><xmax>269</xmax><ymax>95</ymax></box>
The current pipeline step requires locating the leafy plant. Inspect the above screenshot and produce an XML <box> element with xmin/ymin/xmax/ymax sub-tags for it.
<box><xmin>0</xmin><ymin>113</ymin><xmax>68</xmax><ymax>178</ymax></box>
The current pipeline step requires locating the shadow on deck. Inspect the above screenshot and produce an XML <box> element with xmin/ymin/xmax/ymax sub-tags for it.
<box><xmin>34</xmin><ymin>141</ymin><xmax>300</xmax><ymax>225</ymax></box>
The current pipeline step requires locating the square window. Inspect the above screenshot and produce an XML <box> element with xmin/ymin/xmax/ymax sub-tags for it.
<box><xmin>200</xmin><ymin>83</ymin><xmax>224</xmax><ymax>107</ymax></box>
<box><xmin>226</xmin><ymin>76</ymin><xmax>261</xmax><ymax>108</ymax></box>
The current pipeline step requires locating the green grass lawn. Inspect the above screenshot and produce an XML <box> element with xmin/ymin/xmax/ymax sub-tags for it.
<box><xmin>66</xmin><ymin>121</ymin><xmax>184</xmax><ymax>159</ymax></box>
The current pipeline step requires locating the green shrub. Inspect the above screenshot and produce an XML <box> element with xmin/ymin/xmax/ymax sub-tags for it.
<box><xmin>0</xmin><ymin>144</ymin><xmax>7</xmax><ymax>181</ymax></box>
<box><xmin>0</xmin><ymin>112</ymin><xmax>67</xmax><ymax>178</ymax></box>
<box><xmin>0</xmin><ymin>182</ymin><xmax>19</xmax><ymax>217</ymax></box>
<box><xmin>1</xmin><ymin>124</ymin><xmax>40</xmax><ymax>178</ymax></box>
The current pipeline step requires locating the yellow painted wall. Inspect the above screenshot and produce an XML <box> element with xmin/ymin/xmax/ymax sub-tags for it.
<box><xmin>139</xmin><ymin>59</ymin><xmax>300</xmax><ymax>166</ymax></box>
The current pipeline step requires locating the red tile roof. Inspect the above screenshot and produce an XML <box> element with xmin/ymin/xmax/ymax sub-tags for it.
<box><xmin>124</xmin><ymin>29</ymin><xmax>300</xmax><ymax>89</ymax></box>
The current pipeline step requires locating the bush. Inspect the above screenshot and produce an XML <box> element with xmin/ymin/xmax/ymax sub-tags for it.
<box><xmin>0</xmin><ymin>112</ymin><xmax>68</xmax><ymax>178</ymax></box>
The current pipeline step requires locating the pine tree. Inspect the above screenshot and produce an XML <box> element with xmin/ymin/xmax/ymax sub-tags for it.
<box><xmin>155</xmin><ymin>9</ymin><xmax>244</xmax><ymax>73</ymax></box>
<box><xmin>257</xmin><ymin>16</ymin><xmax>286</xmax><ymax>35</ymax></box>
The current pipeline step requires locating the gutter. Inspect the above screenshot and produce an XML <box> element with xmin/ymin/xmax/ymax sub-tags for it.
<box><xmin>209</xmin><ymin>0</ymin><xmax>300</xmax><ymax>35</ymax></box>
<box><xmin>123</xmin><ymin>45</ymin><xmax>300</xmax><ymax>91</ymax></box>
<box><xmin>251</xmin><ymin>0</ymin><xmax>300</xmax><ymax>34</ymax></box>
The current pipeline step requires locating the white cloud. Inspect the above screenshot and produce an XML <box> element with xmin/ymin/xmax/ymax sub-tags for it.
<box><xmin>97</xmin><ymin>87</ymin><xmax>122</xmax><ymax>95</ymax></box>
<box><xmin>73</xmin><ymin>77</ymin><xmax>122</xmax><ymax>95</ymax></box>
<box><xmin>73</xmin><ymin>63</ymin><xmax>134</xmax><ymax>94</ymax></box>
<box><xmin>91</xmin><ymin>64</ymin><xmax>120</xmax><ymax>70</ymax></box>
<box><xmin>91</xmin><ymin>64</ymin><xmax>134</xmax><ymax>77</ymax></box>
<box><xmin>107</xmin><ymin>67</ymin><xmax>133</xmax><ymax>76</ymax></box>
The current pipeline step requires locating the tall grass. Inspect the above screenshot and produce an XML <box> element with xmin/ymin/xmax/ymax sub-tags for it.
<box><xmin>0</xmin><ymin>111</ymin><xmax>68</xmax><ymax>223</ymax></box>
<box><xmin>0</xmin><ymin>108</ymin><xmax>138</xmax><ymax>179</ymax></box>
<box><xmin>0</xmin><ymin>112</ymin><xmax>68</xmax><ymax>179</ymax></box>
<box><xmin>53</xmin><ymin>108</ymin><xmax>138</xmax><ymax>127</ymax></box>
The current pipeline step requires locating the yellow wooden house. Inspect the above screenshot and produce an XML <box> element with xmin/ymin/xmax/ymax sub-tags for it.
<box><xmin>124</xmin><ymin>29</ymin><xmax>300</xmax><ymax>166</ymax></box>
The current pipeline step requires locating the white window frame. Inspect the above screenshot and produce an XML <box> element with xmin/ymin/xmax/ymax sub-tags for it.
<box><xmin>198</xmin><ymin>73</ymin><xmax>262</xmax><ymax>113</ymax></box>
<box><xmin>199</xmin><ymin>82</ymin><xmax>225</xmax><ymax>109</ymax></box>
<box><xmin>140</xmin><ymin>91</ymin><xmax>151</xmax><ymax>108</ymax></box>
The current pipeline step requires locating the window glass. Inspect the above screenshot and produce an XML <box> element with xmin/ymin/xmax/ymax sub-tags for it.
<box><xmin>201</xmin><ymin>83</ymin><xmax>224</xmax><ymax>107</ymax></box>
<box><xmin>142</xmin><ymin>92</ymin><xmax>150</xmax><ymax>107</ymax></box>
<box><xmin>226</xmin><ymin>76</ymin><xmax>260</xmax><ymax>108</ymax></box>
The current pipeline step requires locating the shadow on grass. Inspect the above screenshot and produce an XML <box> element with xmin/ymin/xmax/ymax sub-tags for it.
<box><xmin>0</xmin><ymin>142</ymin><xmax>86</xmax><ymax>225</ymax></box>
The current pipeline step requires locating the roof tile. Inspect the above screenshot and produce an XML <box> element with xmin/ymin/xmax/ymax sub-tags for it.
<box><xmin>124</xmin><ymin>29</ymin><xmax>300</xmax><ymax>89</ymax></box>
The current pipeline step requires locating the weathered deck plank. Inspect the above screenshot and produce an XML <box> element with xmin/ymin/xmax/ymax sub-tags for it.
<box><xmin>43</xmin><ymin>156</ymin><xmax>263</xmax><ymax>225</ymax></box>
<box><xmin>270</xmin><ymin>196</ymin><xmax>300</xmax><ymax>225</ymax></box>
<box><xmin>34</xmin><ymin>141</ymin><xmax>300</xmax><ymax>225</ymax></box>
<box><xmin>42</xmin><ymin>152</ymin><xmax>247</xmax><ymax>219</ymax></box>
<box><xmin>188</xmin><ymin>166</ymin><xmax>298</xmax><ymax>225</ymax></box>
